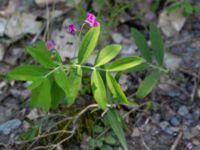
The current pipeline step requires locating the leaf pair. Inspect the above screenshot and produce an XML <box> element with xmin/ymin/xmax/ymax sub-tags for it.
<box><xmin>131</xmin><ymin>23</ymin><xmax>164</xmax><ymax>66</ymax></box>
<box><xmin>54</xmin><ymin>66</ymin><xmax>82</xmax><ymax>106</ymax></box>
<box><xmin>26</xmin><ymin>41</ymin><xmax>61</xmax><ymax>68</ymax></box>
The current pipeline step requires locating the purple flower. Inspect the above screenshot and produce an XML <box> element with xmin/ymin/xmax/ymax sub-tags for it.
<box><xmin>46</xmin><ymin>40</ymin><xmax>55</xmax><ymax>52</ymax></box>
<box><xmin>85</xmin><ymin>13</ymin><xmax>100</xmax><ymax>27</ymax></box>
<box><xmin>68</xmin><ymin>23</ymin><xmax>76</xmax><ymax>34</ymax></box>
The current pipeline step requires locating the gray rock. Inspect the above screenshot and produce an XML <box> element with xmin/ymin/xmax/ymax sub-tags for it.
<box><xmin>192</xmin><ymin>146</ymin><xmax>200</xmax><ymax>150</ymax></box>
<box><xmin>0</xmin><ymin>18</ymin><xmax>7</xmax><ymax>36</ymax></box>
<box><xmin>159</xmin><ymin>121</ymin><xmax>169</xmax><ymax>130</ymax></box>
<box><xmin>151</xmin><ymin>113</ymin><xmax>161</xmax><ymax>124</ymax></box>
<box><xmin>0</xmin><ymin>119</ymin><xmax>21</xmax><ymax>135</ymax></box>
<box><xmin>0</xmin><ymin>43</ymin><xmax>5</xmax><ymax>61</ymax></box>
<box><xmin>164</xmin><ymin>127</ymin><xmax>174</xmax><ymax>135</ymax></box>
<box><xmin>178</xmin><ymin>106</ymin><xmax>189</xmax><ymax>116</ymax></box>
<box><xmin>111</xmin><ymin>33</ymin><xmax>123</xmax><ymax>43</ymax></box>
<box><xmin>193</xmin><ymin>109</ymin><xmax>200</xmax><ymax>121</ymax></box>
<box><xmin>170</xmin><ymin>116</ymin><xmax>181</xmax><ymax>126</ymax></box>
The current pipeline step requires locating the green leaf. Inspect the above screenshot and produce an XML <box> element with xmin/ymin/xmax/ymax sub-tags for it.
<box><xmin>26</xmin><ymin>41</ymin><xmax>58</xmax><ymax>68</ymax></box>
<box><xmin>67</xmin><ymin>66</ymin><xmax>82</xmax><ymax>105</ymax></box>
<box><xmin>28</xmin><ymin>78</ymin><xmax>43</xmax><ymax>90</ymax></box>
<box><xmin>88</xmin><ymin>139</ymin><xmax>103</xmax><ymax>150</ymax></box>
<box><xmin>91</xmin><ymin>69</ymin><xmax>107</xmax><ymax>109</ymax></box>
<box><xmin>21</xmin><ymin>126</ymin><xmax>38</xmax><ymax>141</ymax></box>
<box><xmin>104</xmin><ymin>135</ymin><xmax>117</xmax><ymax>145</ymax></box>
<box><xmin>102</xmin><ymin>144</ymin><xmax>113</xmax><ymax>150</ymax></box>
<box><xmin>7</xmin><ymin>65</ymin><xmax>49</xmax><ymax>81</ymax></box>
<box><xmin>136</xmin><ymin>70</ymin><xmax>160</xmax><ymax>99</ymax></box>
<box><xmin>30</xmin><ymin>78</ymin><xmax>51</xmax><ymax>112</ymax></box>
<box><xmin>78</xmin><ymin>26</ymin><xmax>100</xmax><ymax>64</ymax></box>
<box><xmin>106</xmin><ymin>109</ymin><xmax>128</xmax><ymax>150</ymax></box>
<box><xmin>95</xmin><ymin>44</ymin><xmax>121</xmax><ymax>67</ymax></box>
<box><xmin>131</xmin><ymin>28</ymin><xmax>151</xmax><ymax>62</ymax></box>
<box><xmin>106</xmin><ymin>72</ymin><xmax>128</xmax><ymax>104</ymax></box>
<box><xmin>93</xmin><ymin>125</ymin><xmax>104</xmax><ymax>133</ymax></box>
<box><xmin>123</xmin><ymin>63</ymin><xmax>150</xmax><ymax>73</ymax></box>
<box><xmin>150</xmin><ymin>23</ymin><xmax>164</xmax><ymax>66</ymax></box>
<box><xmin>106</xmin><ymin>56</ymin><xmax>143</xmax><ymax>72</ymax></box>
<box><xmin>183</xmin><ymin>2</ymin><xmax>193</xmax><ymax>16</ymax></box>
<box><xmin>166</xmin><ymin>2</ymin><xmax>182</xmax><ymax>13</ymax></box>
<box><xmin>54</xmin><ymin>66</ymin><xmax>82</xmax><ymax>106</ymax></box>
<box><xmin>51</xmin><ymin>79</ymin><xmax>65</xmax><ymax>108</ymax></box>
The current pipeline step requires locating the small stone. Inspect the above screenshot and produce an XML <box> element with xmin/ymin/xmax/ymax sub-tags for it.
<box><xmin>192</xmin><ymin>138</ymin><xmax>200</xmax><ymax>146</ymax></box>
<box><xmin>159</xmin><ymin>121</ymin><xmax>169</xmax><ymax>131</ymax></box>
<box><xmin>193</xmin><ymin>109</ymin><xmax>200</xmax><ymax>121</ymax></box>
<box><xmin>164</xmin><ymin>127</ymin><xmax>174</xmax><ymax>135</ymax></box>
<box><xmin>4</xmin><ymin>48</ymin><xmax>24</xmax><ymax>65</ymax></box>
<box><xmin>131</xmin><ymin>128</ymin><xmax>141</xmax><ymax>137</ymax></box>
<box><xmin>169</xmin><ymin>116</ymin><xmax>181</xmax><ymax>126</ymax></box>
<box><xmin>0</xmin><ymin>119</ymin><xmax>21</xmax><ymax>135</ymax></box>
<box><xmin>186</xmin><ymin>142</ymin><xmax>193</xmax><ymax>150</ymax></box>
<box><xmin>164</xmin><ymin>52</ymin><xmax>182</xmax><ymax>71</ymax></box>
<box><xmin>0</xmin><ymin>43</ymin><xmax>5</xmax><ymax>61</ymax></box>
<box><xmin>178</xmin><ymin>106</ymin><xmax>189</xmax><ymax>116</ymax></box>
<box><xmin>121</xmin><ymin>44</ymin><xmax>137</xmax><ymax>55</ymax></box>
<box><xmin>111</xmin><ymin>33</ymin><xmax>123</xmax><ymax>43</ymax></box>
<box><xmin>192</xmin><ymin>146</ymin><xmax>200</xmax><ymax>150</ymax></box>
<box><xmin>151</xmin><ymin>113</ymin><xmax>161</xmax><ymax>124</ymax></box>
<box><xmin>183</xmin><ymin>129</ymin><xmax>192</xmax><ymax>140</ymax></box>
<box><xmin>0</xmin><ymin>18</ymin><xmax>7</xmax><ymax>36</ymax></box>
<box><xmin>197</xmin><ymin>88</ymin><xmax>200</xmax><ymax>98</ymax></box>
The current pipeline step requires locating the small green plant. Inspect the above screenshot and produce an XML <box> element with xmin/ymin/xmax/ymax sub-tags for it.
<box><xmin>166</xmin><ymin>0</ymin><xmax>200</xmax><ymax>16</ymax></box>
<box><xmin>7</xmin><ymin>13</ymin><xmax>167</xmax><ymax>150</ymax></box>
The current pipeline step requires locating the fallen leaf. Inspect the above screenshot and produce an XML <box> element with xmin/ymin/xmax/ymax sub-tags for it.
<box><xmin>159</xmin><ymin>9</ymin><xmax>186</xmax><ymax>37</ymax></box>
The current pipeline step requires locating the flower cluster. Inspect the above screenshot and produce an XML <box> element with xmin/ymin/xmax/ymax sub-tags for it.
<box><xmin>68</xmin><ymin>23</ymin><xmax>76</xmax><ymax>34</ymax></box>
<box><xmin>46</xmin><ymin>13</ymin><xmax>100</xmax><ymax>51</ymax></box>
<box><xmin>85</xmin><ymin>13</ymin><xmax>99</xmax><ymax>27</ymax></box>
<box><xmin>66</xmin><ymin>13</ymin><xmax>99</xmax><ymax>35</ymax></box>
<box><xmin>46</xmin><ymin>40</ymin><xmax>55</xmax><ymax>52</ymax></box>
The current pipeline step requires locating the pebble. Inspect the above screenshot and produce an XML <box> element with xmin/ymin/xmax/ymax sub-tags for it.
<box><xmin>169</xmin><ymin>116</ymin><xmax>181</xmax><ymax>126</ymax></box>
<box><xmin>131</xmin><ymin>128</ymin><xmax>141</xmax><ymax>137</ymax></box>
<box><xmin>159</xmin><ymin>121</ymin><xmax>169</xmax><ymax>131</ymax></box>
<box><xmin>192</xmin><ymin>138</ymin><xmax>200</xmax><ymax>146</ymax></box>
<box><xmin>193</xmin><ymin>109</ymin><xmax>200</xmax><ymax>121</ymax></box>
<box><xmin>186</xmin><ymin>142</ymin><xmax>193</xmax><ymax>150</ymax></box>
<box><xmin>0</xmin><ymin>119</ymin><xmax>21</xmax><ymax>135</ymax></box>
<box><xmin>164</xmin><ymin>127</ymin><xmax>174</xmax><ymax>135</ymax></box>
<box><xmin>178</xmin><ymin>106</ymin><xmax>189</xmax><ymax>116</ymax></box>
<box><xmin>111</xmin><ymin>33</ymin><xmax>123</xmax><ymax>43</ymax></box>
<box><xmin>151</xmin><ymin>113</ymin><xmax>161</xmax><ymax>124</ymax></box>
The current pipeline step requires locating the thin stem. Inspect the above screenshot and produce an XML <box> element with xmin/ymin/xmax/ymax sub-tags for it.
<box><xmin>42</xmin><ymin>58</ymin><xmax>168</xmax><ymax>79</ymax></box>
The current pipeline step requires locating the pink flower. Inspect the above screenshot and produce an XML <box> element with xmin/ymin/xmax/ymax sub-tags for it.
<box><xmin>46</xmin><ymin>40</ymin><xmax>55</xmax><ymax>51</ymax></box>
<box><xmin>85</xmin><ymin>13</ymin><xmax>100</xmax><ymax>27</ymax></box>
<box><xmin>68</xmin><ymin>23</ymin><xmax>76</xmax><ymax>34</ymax></box>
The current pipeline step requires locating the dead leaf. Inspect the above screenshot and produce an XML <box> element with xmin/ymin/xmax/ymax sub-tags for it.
<box><xmin>159</xmin><ymin>9</ymin><xmax>186</xmax><ymax>37</ymax></box>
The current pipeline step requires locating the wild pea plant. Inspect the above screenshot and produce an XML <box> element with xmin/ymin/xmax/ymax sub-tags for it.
<box><xmin>7</xmin><ymin>13</ymin><xmax>167</xmax><ymax>150</ymax></box>
<box><xmin>166</xmin><ymin>0</ymin><xmax>200</xmax><ymax>16</ymax></box>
